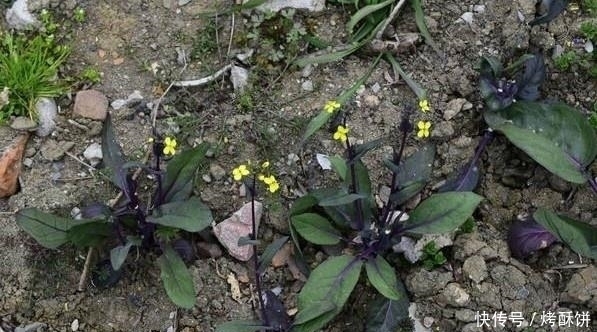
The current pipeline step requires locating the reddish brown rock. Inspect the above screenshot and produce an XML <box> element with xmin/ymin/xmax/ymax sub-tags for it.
<box><xmin>0</xmin><ymin>133</ymin><xmax>29</xmax><ymax>198</ymax></box>
<box><xmin>73</xmin><ymin>89</ymin><xmax>109</xmax><ymax>120</ymax></box>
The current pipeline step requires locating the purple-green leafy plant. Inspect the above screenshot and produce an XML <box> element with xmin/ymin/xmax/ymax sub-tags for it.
<box><xmin>451</xmin><ymin>52</ymin><xmax>597</xmax><ymax>260</ymax></box>
<box><xmin>290</xmin><ymin>113</ymin><xmax>482</xmax><ymax>332</ymax></box>
<box><xmin>16</xmin><ymin>113</ymin><xmax>213</xmax><ymax>308</ymax></box>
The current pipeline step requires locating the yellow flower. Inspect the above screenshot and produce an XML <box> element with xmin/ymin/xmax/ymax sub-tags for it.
<box><xmin>333</xmin><ymin>125</ymin><xmax>349</xmax><ymax>143</ymax></box>
<box><xmin>417</xmin><ymin>121</ymin><xmax>431</xmax><ymax>138</ymax></box>
<box><xmin>163</xmin><ymin>137</ymin><xmax>177</xmax><ymax>155</ymax></box>
<box><xmin>418</xmin><ymin>99</ymin><xmax>430</xmax><ymax>113</ymax></box>
<box><xmin>148</xmin><ymin>137</ymin><xmax>154</xmax><ymax>143</ymax></box>
<box><xmin>232</xmin><ymin>164</ymin><xmax>251</xmax><ymax>181</ymax></box>
<box><xmin>261</xmin><ymin>161</ymin><xmax>270</xmax><ymax>169</ymax></box>
<box><xmin>324</xmin><ymin>100</ymin><xmax>341</xmax><ymax>113</ymax></box>
<box><xmin>260</xmin><ymin>175</ymin><xmax>280</xmax><ymax>193</ymax></box>
<box><xmin>258</xmin><ymin>174</ymin><xmax>280</xmax><ymax>193</ymax></box>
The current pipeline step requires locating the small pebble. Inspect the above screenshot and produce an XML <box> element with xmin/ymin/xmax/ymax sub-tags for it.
<box><xmin>301</xmin><ymin>80</ymin><xmax>314</xmax><ymax>92</ymax></box>
<box><xmin>202</xmin><ymin>174</ymin><xmax>212</xmax><ymax>183</ymax></box>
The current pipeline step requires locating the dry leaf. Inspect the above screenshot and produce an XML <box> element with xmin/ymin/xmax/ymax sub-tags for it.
<box><xmin>226</xmin><ymin>273</ymin><xmax>242</xmax><ymax>303</ymax></box>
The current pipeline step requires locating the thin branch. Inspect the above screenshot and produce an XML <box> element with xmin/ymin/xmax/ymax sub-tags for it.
<box><xmin>172</xmin><ymin>64</ymin><xmax>232</xmax><ymax>87</ymax></box>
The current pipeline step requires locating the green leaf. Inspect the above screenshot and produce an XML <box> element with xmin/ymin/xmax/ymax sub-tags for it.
<box><xmin>533</xmin><ymin>208</ymin><xmax>597</xmax><ymax>259</ymax></box>
<box><xmin>347</xmin><ymin>0</ymin><xmax>393</xmax><ymax>35</ymax></box>
<box><xmin>110</xmin><ymin>236</ymin><xmax>142</xmax><ymax>271</ymax></box>
<box><xmin>329</xmin><ymin>155</ymin><xmax>347</xmax><ymax>181</ymax></box>
<box><xmin>350</xmin><ymin>138</ymin><xmax>384</xmax><ymax>164</ymax></box>
<box><xmin>365</xmin><ymin>255</ymin><xmax>402</xmax><ymax>300</ymax></box>
<box><xmin>293</xmin><ymin>301</ymin><xmax>336</xmax><ymax>325</ymax></box>
<box><xmin>157</xmin><ymin>245</ymin><xmax>196</xmax><ymax>308</ymax></box>
<box><xmin>404</xmin><ymin>192</ymin><xmax>483</xmax><ymax>234</ymax></box>
<box><xmin>290</xmin><ymin>194</ymin><xmax>319</xmax><ymax>216</ymax></box>
<box><xmin>319</xmin><ymin>192</ymin><xmax>367</xmax><ymax>207</ymax></box>
<box><xmin>387</xmin><ymin>144</ymin><xmax>435</xmax><ymax>205</ymax></box>
<box><xmin>479</xmin><ymin>55</ymin><xmax>503</xmax><ymax>78</ymax></box>
<box><xmin>291</xmin><ymin>213</ymin><xmax>342</xmax><ymax>245</ymax></box>
<box><xmin>258</xmin><ymin>236</ymin><xmax>289</xmax><ymax>273</ymax></box>
<box><xmin>215</xmin><ymin>320</ymin><xmax>270</xmax><ymax>332</ymax></box>
<box><xmin>15</xmin><ymin>208</ymin><xmax>99</xmax><ymax>249</ymax></box>
<box><xmin>345</xmin><ymin>160</ymin><xmax>373</xmax><ymax>196</ymax></box>
<box><xmin>485</xmin><ymin>101</ymin><xmax>597</xmax><ymax>183</ymax></box>
<box><xmin>366</xmin><ymin>291</ymin><xmax>410</xmax><ymax>332</ymax></box>
<box><xmin>295</xmin><ymin>255</ymin><xmax>363</xmax><ymax>332</ymax></box>
<box><xmin>301</xmin><ymin>111</ymin><xmax>333</xmax><ymax>146</ymax></box>
<box><xmin>162</xmin><ymin>143</ymin><xmax>209</xmax><ymax>203</ymax></box>
<box><xmin>67</xmin><ymin>221</ymin><xmax>111</xmax><ymax>247</ymax></box>
<box><xmin>294</xmin><ymin>42</ymin><xmax>364</xmax><ymax>67</ymax></box>
<box><xmin>412</xmin><ymin>0</ymin><xmax>442</xmax><ymax>56</ymax></box>
<box><xmin>147</xmin><ymin>197</ymin><xmax>213</xmax><ymax>232</ymax></box>
<box><xmin>101</xmin><ymin>113</ymin><xmax>127</xmax><ymax>190</ymax></box>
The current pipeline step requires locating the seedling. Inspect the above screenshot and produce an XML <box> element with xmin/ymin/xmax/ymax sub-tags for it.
<box><xmin>16</xmin><ymin>114</ymin><xmax>213</xmax><ymax>308</ymax></box>
<box><xmin>290</xmin><ymin>112</ymin><xmax>481</xmax><ymax>332</ymax></box>
<box><xmin>73</xmin><ymin>7</ymin><xmax>86</xmax><ymax>23</ymax></box>
<box><xmin>420</xmin><ymin>241</ymin><xmax>447</xmax><ymax>270</ymax></box>
<box><xmin>80</xmin><ymin>67</ymin><xmax>102</xmax><ymax>84</ymax></box>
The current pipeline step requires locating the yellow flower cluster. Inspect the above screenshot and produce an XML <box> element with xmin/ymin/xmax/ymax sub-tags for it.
<box><xmin>417</xmin><ymin>99</ymin><xmax>432</xmax><ymax>139</ymax></box>
<box><xmin>231</xmin><ymin>161</ymin><xmax>280</xmax><ymax>193</ymax></box>
<box><xmin>333</xmin><ymin>125</ymin><xmax>349</xmax><ymax>143</ymax></box>
<box><xmin>417</xmin><ymin>121</ymin><xmax>431</xmax><ymax>138</ymax></box>
<box><xmin>324</xmin><ymin>100</ymin><xmax>341</xmax><ymax>113</ymax></box>
<box><xmin>418</xmin><ymin>99</ymin><xmax>431</xmax><ymax>113</ymax></box>
<box><xmin>163</xmin><ymin>137</ymin><xmax>177</xmax><ymax>155</ymax></box>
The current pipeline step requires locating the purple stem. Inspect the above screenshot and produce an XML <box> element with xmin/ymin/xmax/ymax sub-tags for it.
<box><xmin>249</xmin><ymin>176</ymin><xmax>268</xmax><ymax>326</ymax></box>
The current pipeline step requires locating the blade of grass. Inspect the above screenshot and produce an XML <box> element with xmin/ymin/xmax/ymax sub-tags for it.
<box><xmin>384</xmin><ymin>52</ymin><xmax>426</xmax><ymax>99</ymax></box>
<box><xmin>347</xmin><ymin>0</ymin><xmax>394</xmax><ymax>35</ymax></box>
<box><xmin>411</xmin><ymin>0</ymin><xmax>443</xmax><ymax>56</ymax></box>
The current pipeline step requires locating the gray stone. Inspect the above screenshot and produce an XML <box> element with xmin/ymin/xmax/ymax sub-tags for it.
<box><xmin>443</xmin><ymin>98</ymin><xmax>467</xmax><ymax>120</ymax></box>
<box><xmin>301</xmin><ymin>64</ymin><xmax>313</xmax><ymax>77</ymax></box>
<box><xmin>40</xmin><ymin>140</ymin><xmax>74</xmax><ymax>161</ymax></box>
<box><xmin>432</xmin><ymin>121</ymin><xmax>454</xmax><ymax>138</ymax></box>
<box><xmin>23</xmin><ymin>157</ymin><xmax>33</xmax><ymax>168</ymax></box>
<box><xmin>6</xmin><ymin>0</ymin><xmax>39</xmax><ymax>30</ymax></box>
<box><xmin>74</xmin><ymin>90</ymin><xmax>108</xmax><ymax>120</ymax></box>
<box><xmin>473</xmin><ymin>282</ymin><xmax>502</xmax><ymax>309</ymax></box>
<box><xmin>405</xmin><ymin>268</ymin><xmax>453</xmax><ymax>297</ymax></box>
<box><xmin>10</xmin><ymin>116</ymin><xmax>37</xmax><ymax>131</ymax></box>
<box><xmin>301</xmin><ymin>80</ymin><xmax>314</xmax><ymax>92</ymax></box>
<box><xmin>231</xmin><ymin>65</ymin><xmax>249</xmax><ymax>93</ymax></box>
<box><xmin>455</xmin><ymin>309</ymin><xmax>476</xmax><ymax>322</ymax></box>
<box><xmin>439</xmin><ymin>283</ymin><xmax>470</xmax><ymax>307</ymax></box>
<box><xmin>209</xmin><ymin>164</ymin><xmax>226</xmax><ymax>181</ymax></box>
<box><xmin>35</xmin><ymin>97</ymin><xmax>57</xmax><ymax>137</ymax></box>
<box><xmin>462</xmin><ymin>255</ymin><xmax>488</xmax><ymax>283</ymax></box>
<box><xmin>548</xmin><ymin>174</ymin><xmax>571</xmax><ymax>193</ymax></box>
<box><xmin>453</xmin><ymin>233</ymin><xmax>487</xmax><ymax>260</ymax></box>
<box><xmin>561</xmin><ymin>266</ymin><xmax>597</xmax><ymax>311</ymax></box>
<box><xmin>83</xmin><ymin>143</ymin><xmax>102</xmax><ymax>166</ymax></box>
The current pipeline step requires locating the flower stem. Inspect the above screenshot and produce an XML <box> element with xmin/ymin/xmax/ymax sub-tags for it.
<box><xmin>250</xmin><ymin>176</ymin><xmax>268</xmax><ymax>326</ymax></box>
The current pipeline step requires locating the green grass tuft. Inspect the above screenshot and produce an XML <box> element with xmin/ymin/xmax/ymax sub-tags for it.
<box><xmin>0</xmin><ymin>31</ymin><xmax>70</xmax><ymax>122</ymax></box>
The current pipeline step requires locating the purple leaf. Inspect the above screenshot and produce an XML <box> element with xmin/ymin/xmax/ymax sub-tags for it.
<box><xmin>172</xmin><ymin>238</ymin><xmax>195</xmax><ymax>263</ymax></box>
<box><xmin>81</xmin><ymin>202</ymin><xmax>111</xmax><ymax>219</ymax></box>
<box><xmin>508</xmin><ymin>219</ymin><xmax>558</xmax><ymax>258</ymax></box>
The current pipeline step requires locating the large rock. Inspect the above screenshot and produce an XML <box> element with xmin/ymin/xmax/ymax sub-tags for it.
<box><xmin>74</xmin><ymin>90</ymin><xmax>109</xmax><ymax>120</ymax></box>
<box><xmin>5</xmin><ymin>0</ymin><xmax>39</xmax><ymax>30</ymax></box>
<box><xmin>213</xmin><ymin>201</ymin><xmax>263</xmax><ymax>261</ymax></box>
<box><xmin>0</xmin><ymin>133</ymin><xmax>29</xmax><ymax>198</ymax></box>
